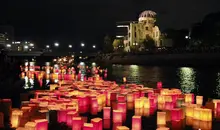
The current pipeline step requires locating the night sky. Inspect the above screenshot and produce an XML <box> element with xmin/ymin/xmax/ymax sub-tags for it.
<box><xmin>0</xmin><ymin>0</ymin><xmax>219</xmax><ymax>48</ymax></box>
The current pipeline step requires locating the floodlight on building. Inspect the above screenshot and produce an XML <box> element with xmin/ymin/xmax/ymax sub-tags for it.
<box><xmin>117</xmin><ymin>25</ymin><xmax>129</xmax><ymax>28</ymax></box>
<box><xmin>116</xmin><ymin>36</ymin><xmax>124</xmax><ymax>38</ymax></box>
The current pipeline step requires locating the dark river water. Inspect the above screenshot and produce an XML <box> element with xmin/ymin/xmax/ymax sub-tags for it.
<box><xmin>106</xmin><ymin>65</ymin><xmax>220</xmax><ymax>100</ymax></box>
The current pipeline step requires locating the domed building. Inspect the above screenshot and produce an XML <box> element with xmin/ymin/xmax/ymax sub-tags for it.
<box><xmin>117</xmin><ymin>10</ymin><xmax>161</xmax><ymax>51</ymax></box>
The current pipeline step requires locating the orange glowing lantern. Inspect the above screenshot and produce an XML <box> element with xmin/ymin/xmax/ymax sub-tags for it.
<box><xmin>132</xmin><ymin>116</ymin><xmax>141</xmax><ymax>130</ymax></box>
<box><xmin>11</xmin><ymin>109</ymin><xmax>23</xmax><ymax>128</ymax></box>
<box><xmin>91</xmin><ymin>118</ymin><xmax>102</xmax><ymax>130</ymax></box>
<box><xmin>113</xmin><ymin>110</ymin><xmax>123</xmax><ymax>123</ymax></box>
<box><xmin>196</xmin><ymin>96</ymin><xmax>203</xmax><ymax>106</ymax></box>
<box><xmin>185</xmin><ymin>93</ymin><xmax>194</xmax><ymax>104</ymax></box>
<box><xmin>24</xmin><ymin>122</ymin><xmax>36</xmax><ymax>130</ymax></box>
<box><xmin>127</xmin><ymin>93</ymin><xmax>134</xmax><ymax>103</ymax></box>
<box><xmin>116</xmin><ymin>126</ymin><xmax>130</xmax><ymax>130</ymax></box>
<box><xmin>157</xmin><ymin>112</ymin><xmax>166</xmax><ymax>127</ymax></box>
<box><xmin>103</xmin><ymin>107</ymin><xmax>111</xmax><ymax>119</ymax></box>
<box><xmin>83</xmin><ymin>123</ymin><xmax>94</xmax><ymax>130</ymax></box>
<box><xmin>72</xmin><ymin>117</ymin><xmax>82</xmax><ymax>130</ymax></box>
<box><xmin>186</xmin><ymin>104</ymin><xmax>197</xmax><ymax>117</ymax></box>
<box><xmin>193</xmin><ymin>108</ymin><xmax>202</xmax><ymax>120</ymax></box>
<box><xmin>35</xmin><ymin>119</ymin><xmax>48</xmax><ymax>130</ymax></box>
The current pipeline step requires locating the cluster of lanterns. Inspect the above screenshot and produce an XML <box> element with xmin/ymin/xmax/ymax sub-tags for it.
<box><xmin>1</xmin><ymin>64</ymin><xmax>220</xmax><ymax>130</ymax></box>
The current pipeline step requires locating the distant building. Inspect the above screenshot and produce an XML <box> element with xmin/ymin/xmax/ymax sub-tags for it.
<box><xmin>116</xmin><ymin>10</ymin><xmax>161</xmax><ymax>52</ymax></box>
<box><xmin>11</xmin><ymin>41</ymin><xmax>36</xmax><ymax>51</ymax></box>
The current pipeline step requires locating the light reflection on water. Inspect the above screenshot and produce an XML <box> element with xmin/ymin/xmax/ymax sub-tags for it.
<box><xmin>178</xmin><ymin>67</ymin><xmax>196</xmax><ymax>93</ymax></box>
<box><xmin>108</xmin><ymin>64</ymin><xmax>220</xmax><ymax>98</ymax></box>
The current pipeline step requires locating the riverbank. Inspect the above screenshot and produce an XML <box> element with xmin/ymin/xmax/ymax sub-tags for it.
<box><xmin>95</xmin><ymin>53</ymin><xmax>220</xmax><ymax>66</ymax></box>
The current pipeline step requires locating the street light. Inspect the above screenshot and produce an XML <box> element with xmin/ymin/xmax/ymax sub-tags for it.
<box><xmin>46</xmin><ymin>45</ymin><xmax>50</xmax><ymax>48</ymax></box>
<box><xmin>6</xmin><ymin>44</ymin><xmax>11</xmax><ymax>48</ymax></box>
<box><xmin>54</xmin><ymin>42</ymin><xmax>59</xmax><ymax>47</ymax></box>
<box><xmin>81</xmin><ymin>43</ymin><xmax>85</xmax><ymax>47</ymax></box>
<box><xmin>68</xmin><ymin>44</ymin><xmax>72</xmax><ymax>48</ymax></box>
<box><xmin>92</xmin><ymin>45</ymin><xmax>96</xmax><ymax>48</ymax></box>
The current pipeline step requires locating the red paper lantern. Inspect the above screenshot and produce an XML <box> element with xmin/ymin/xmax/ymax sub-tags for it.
<box><xmin>157</xmin><ymin>82</ymin><xmax>162</xmax><ymax>89</ymax></box>
<box><xmin>72</xmin><ymin>117</ymin><xmax>82</xmax><ymax>130</ymax></box>
<box><xmin>113</xmin><ymin>110</ymin><xmax>123</xmax><ymax>123</ymax></box>
<box><xmin>103</xmin><ymin>107</ymin><xmax>111</xmax><ymax>119</ymax></box>
<box><xmin>171</xmin><ymin>108</ymin><xmax>181</xmax><ymax>121</ymax></box>
<box><xmin>83</xmin><ymin>123</ymin><xmax>94</xmax><ymax>130</ymax></box>
<box><xmin>66</xmin><ymin>111</ymin><xmax>78</xmax><ymax>126</ymax></box>
<box><xmin>35</xmin><ymin>119</ymin><xmax>48</xmax><ymax>130</ymax></box>
<box><xmin>117</xmin><ymin>95</ymin><xmax>126</xmax><ymax>103</ymax></box>
<box><xmin>111</xmin><ymin>93</ymin><xmax>117</xmax><ymax>101</ymax></box>
<box><xmin>91</xmin><ymin>118</ymin><xmax>102</xmax><ymax>130</ymax></box>
<box><xmin>113</xmin><ymin>122</ymin><xmax>122</xmax><ymax>130</ymax></box>
<box><xmin>132</xmin><ymin>116</ymin><xmax>141</xmax><ymax>130</ymax></box>
<box><xmin>165</xmin><ymin>102</ymin><xmax>174</xmax><ymax>110</ymax></box>
<box><xmin>103</xmin><ymin>119</ymin><xmax>110</xmax><ymax>129</ymax></box>
<box><xmin>91</xmin><ymin>98</ymin><xmax>98</xmax><ymax>115</ymax></box>
<box><xmin>58</xmin><ymin>110</ymin><xmax>67</xmax><ymax>123</ymax></box>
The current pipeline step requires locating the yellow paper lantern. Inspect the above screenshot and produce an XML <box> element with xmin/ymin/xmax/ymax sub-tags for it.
<box><xmin>135</xmin><ymin>99</ymin><xmax>141</xmax><ymax>109</ymax></box>
<box><xmin>157</xmin><ymin>112</ymin><xmax>166</xmax><ymax>127</ymax></box>
<box><xmin>127</xmin><ymin>93</ymin><xmax>134</xmax><ymax>103</ymax></box>
<box><xmin>25</xmin><ymin>122</ymin><xmax>36</xmax><ymax>130</ymax></box>
<box><xmin>201</xmin><ymin>109</ymin><xmax>212</xmax><ymax>121</ymax></box>
<box><xmin>156</xmin><ymin>127</ymin><xmax>170</xmax><ymax>130</ymax></box>
<box><xmin>143</xmin><ymin>98</ymin><xmax>150</xmax><ymax>109</ymax></box>
<box><xmin>11</xmin><ymin>109</ymin><xmax>23</xmax><ymax>128</ymax></box>
<box><xmin>158</xmin><ymin>95</ymin><xmax>165</xmax><ymax>104</ymax></box>
<box><xmin>196</xmin><ymin>96</ymin><xmax>203</xmax><ymax>105</ymax></box>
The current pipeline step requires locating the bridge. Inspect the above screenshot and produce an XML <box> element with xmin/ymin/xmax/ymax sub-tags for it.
<box><xmin>6</xmin><ymin>51</ymin><xmax>97</xmax><ymax>57</ymax></box>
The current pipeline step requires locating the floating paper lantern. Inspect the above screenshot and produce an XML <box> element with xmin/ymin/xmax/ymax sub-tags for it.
<box><xmin>35</xmin><ymin>119</ymin><xmax>48</xmax><ymax>130</ymax></box>
<box><xmin>196</xmin><ymin>96</ymin><xmax>203</xmax><ymax>105</ymax></box>
<box><xmin>113</xmin><ymin>122</ymin><xmax>122</xmax><ymax>130</ymax></box>
<box><xmin>193</xmin><ymin>108</ymin><xmax>202</xmax><ymax>120</ymax></box>
<box><xmin>25</xmin><ymin>122</ymin><xmax>36</xmax><ymax>130</ymax></box>
<box><xmin>103</xmin><ymin>119</ymin><xmax>110</xmax><ymax>129</ymax></box>
<box><xmin>117</xmin><ymin>103</ymin><xmax>127</xmax><ymax>113</ymax></box>
<box><xmin>91</xmin><ymin>98</ymin><xmax>98</xmax><ymax>115</ymax></box>
<box><xmin>113</xmin><ymin>110</ymin><xmax>123</xmax><ymax>123</ymax></box>
<box><xmin>116</xmin><ymin>126</ymin><xmax>130</xmax><ymax>130</ymax></box>
<box><xmin>165</xmin><ymin>102</ymin><xmax>173</xmax><ymax>110</ymax></box>
<box><xmin>158</xmin><ymin>95</ymin><xmax>165</xmax><ymax>104</ymax></box>
<box><xmin>185</xmin><ymin>94</ymin><xmax>194</xmax><ymax>104</ymax></box>
<box><xmin>157</xmin><ymin>112</ymin><xmax>166</xmax><ymax>127</ymax></box>
<box><xmin>201</xmin><ymin>109</ymin><xmax>212</xmax><ymax>121</ymax></box>
<box><xmin>110</xmin><ymin>92</ymin><xmax>117</xmax><ymax>101</ymax></box>
<box><xmin>216</xmin><ymin>102</ymin><xmax>220</xmax><ymax>117</ymax></box>
<box><xmin>186</xmin><ymin>117</ymin><xmax>193</xmax><ymax>126</ymax></box>
<box><xmin>144</xmin><ymin>98</ymin><xmax>150</xmax><ymax>109</ymax></box>
<box><xmin>186</xmin><ymin>105</ymin><xmax>195</xmax><ymax>117</ymax></box>
<box><xmin>118</xmin><ymin>95</ymin><xmax>126</xmax><ymax>103</ymax></box>
<box><xmin>83</xmin><ymin>123</ymin><xmax>94</xmax><ymax>130</ymax></box>
<box><xmin>127</xmin><ymin>93</ymin><xmax>134</xmax><ymax>103</ymax></box>
<box><xmin>135</xmin><ymin>99</ymin><xmax>141</xmax><ymax>109</ymax></box>
<box><xmin>132</xmin><ymin>116</ymin><xmax>141</xmax><ymax>130</ymax></box>
<box><xmin>72</xmin><ymin>117</ymin><xmax>82</xmax><ymax>130</ymax></box>
<box><xmin>58</xmin><ymin>110</ymin><xmax>67</xmax><ymax>123</ymax></box>
<box><xmin>11</xmin><ymin>109</ymin><xmax>23</xmax><ymax>128</ymax></box>
<box><xmin>103</xmin><ymin>107</ymin><xmax>111</xmax><ymax>119</ymax></box>
<box><xmin>66</xmin><ymin>111</ymin><xmax>78</xmax><ymax>126</ymax></box>
<box><xmin>171</xmin><ymin>108</ymin><xmax>181</xmax><ymax>121</ymax></box>
<box><xmin>91</xmin><ymin>118</ymin><xmax>102</xmax><ymax>130</ymax></box>
<box><xmin>157</xmin><ymin>82</ymin><xmax>162</xmax><ymax>89</ymax></box>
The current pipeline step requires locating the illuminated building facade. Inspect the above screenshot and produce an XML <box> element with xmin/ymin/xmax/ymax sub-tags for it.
<box><xmin>116</xmin><ymin>10</ymin><xmax>161</xmax><ymax>51</ymax></box>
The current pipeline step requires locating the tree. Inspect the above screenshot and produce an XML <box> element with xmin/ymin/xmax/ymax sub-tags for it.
<box><xmin>140</xmin><ymin>36</ymin><xmax>156</xmax><ymax>49</ymax></box>
<box><xmin>103</xmin><ymin>35</ymin><xmax>113</xmax><ymax>53</ymax></box>
<box><xmin>112</xmin><ymin>39</ymin><xmax>123</xmax><ymax>50</ymax></box>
